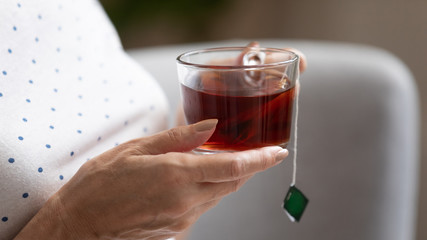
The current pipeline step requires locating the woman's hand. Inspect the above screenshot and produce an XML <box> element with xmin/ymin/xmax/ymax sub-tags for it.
<box><xmin>16</xmin><ymin>119</ymin><xmax>288</xmax><ymax>240</ymax></box>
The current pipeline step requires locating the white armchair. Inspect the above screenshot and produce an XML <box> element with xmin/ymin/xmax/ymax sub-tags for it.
<box><xmin>128</xmin><ymin>39</ymin><xmax>419</xmax><ymax>240</ymax></box>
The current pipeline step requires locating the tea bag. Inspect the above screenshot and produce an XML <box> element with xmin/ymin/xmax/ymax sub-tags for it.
<box><xmin>201</xmin><ymin>45</ymin><xmax>309</xmax><ymax>221</ymax></box>
<box><xmin>282</xmin><ymin>79</ymin><xmax>308</xmax><ymax>222</ymax></box>
<box><xmin>237</xmin><ymin>42</ymin><xmax>267</xmax><ymax>87</ymax></box>
<box><xmin>238</xmin><ymin>42</ymin><xmax>292</xmax><ymax>93</ymax></box>
<box><xmin>200</xmin><ymin>42</ymin><xmax>288</xmax><ymax>95</ymax></box>
<box><xmin>199</xmin><ymin>42</ymin><xmax>264</xmax><ymax>93</ymax></box>
<box><xmin>283</xmin><ymin>185</ymin><xmax>309</xmax><ymax>222</ymax></box>
<box><xmin>240</xmin><ymin>43</ymin><xmax>308</xmax><ymax>222</ymax></box>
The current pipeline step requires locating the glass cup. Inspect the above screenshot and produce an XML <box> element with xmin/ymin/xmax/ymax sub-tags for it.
<box><xmin>176</xmin><ymin>47</ymin><xmax>299</xmax><ymax>154</ymax></box>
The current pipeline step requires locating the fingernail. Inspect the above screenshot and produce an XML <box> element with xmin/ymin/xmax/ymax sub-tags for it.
<box><xmin>193</xmin><ymin>119</ymin><xmax>218</xmax><ymax>132</ymax></box>
<box><xmin>275</xmin><ymin>148</ymin><xmax>289</xmax><ymax>163</ymax></box>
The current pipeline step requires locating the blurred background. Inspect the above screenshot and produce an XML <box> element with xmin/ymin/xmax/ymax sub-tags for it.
<box><xmin>99</xmin><ymin>0</ymin><xmax>425</xmax><ymax>239</ymax></box>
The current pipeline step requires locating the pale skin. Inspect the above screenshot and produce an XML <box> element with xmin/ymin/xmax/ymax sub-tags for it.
<box><xmin>14</xmin><ymin>120</ymin><xmax>288</xmax><ymax>240</ymax></box>
<box><xmin>14</xmin><ymin>43</ymin><xmax>307</xmax><ymax>240</ymax></box>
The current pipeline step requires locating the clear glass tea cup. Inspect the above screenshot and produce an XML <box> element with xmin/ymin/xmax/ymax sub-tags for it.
<box><xmin>176</xmin><ymin>47</ymin><xmax>299</xmax><ymax>154</ymax></box>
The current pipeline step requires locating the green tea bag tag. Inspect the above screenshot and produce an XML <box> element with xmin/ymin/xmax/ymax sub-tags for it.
<box><xmin>282</xmin><ymin>79</ymin><xmax>308</xmax><ymax>222</ymax></box>
<box><xmin>283</xmin><ymin>185</ymin><xmax>308</xmax><ymax>222</ymax></box>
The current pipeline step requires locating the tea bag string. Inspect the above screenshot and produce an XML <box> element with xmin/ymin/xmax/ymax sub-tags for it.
<box><xmin>241</xmin><ymin>45</ymin><xmax>299</xmax><ymax>186</ymax></box>
<box><xmin>291</xmin><ymin>79</ymin><xmax>300</xmax><ymax>187</ymax></box>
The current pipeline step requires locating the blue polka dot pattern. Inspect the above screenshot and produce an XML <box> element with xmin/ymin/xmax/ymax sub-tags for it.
<box><xmin>0</xmin><ymin>1</ymin><xmax>168</xmax><ymax>237</ymax></box>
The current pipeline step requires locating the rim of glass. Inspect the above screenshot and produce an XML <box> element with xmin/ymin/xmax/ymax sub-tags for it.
<box><xmin>176</xmin><ymin>47</ymin><xmax>299</xmax><ymax>70</ymax></box>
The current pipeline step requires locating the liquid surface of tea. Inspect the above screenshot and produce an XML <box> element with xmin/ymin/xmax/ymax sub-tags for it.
<box><xmin>181</xmin><ymin>79</ymin><xmax>295</xmax><ymax>151</ymax></box>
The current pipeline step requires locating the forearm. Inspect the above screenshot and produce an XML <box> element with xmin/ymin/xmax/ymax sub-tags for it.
<box><xmin>14</xmin><ymin>194</ymin><xmax>93</xmax><ymax>240</ymax></box>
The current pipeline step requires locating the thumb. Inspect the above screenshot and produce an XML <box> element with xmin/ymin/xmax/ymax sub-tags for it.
<box><xmin>136</xmin><ymin>119</ymin><xmax>218</xmax><ymax>155</ymax></box>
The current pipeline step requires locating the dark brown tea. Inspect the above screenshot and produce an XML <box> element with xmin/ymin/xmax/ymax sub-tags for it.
<box><xmin>181</xmin><ymin>76</ymin><xmax>295</xmax><ymax>151</ymax></box>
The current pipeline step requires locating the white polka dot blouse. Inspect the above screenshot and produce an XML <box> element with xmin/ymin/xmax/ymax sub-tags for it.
<box><xmin>0</xmin><ymin>0</ymin><xmax>169</xmax><ymax>238</ymax></box>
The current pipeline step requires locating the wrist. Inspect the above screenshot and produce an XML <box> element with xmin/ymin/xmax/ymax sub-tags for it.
<box><xmin>14</xmin><ymin>194</ymin><xmax>95</xmax><ymax>240</ymax></box>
